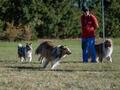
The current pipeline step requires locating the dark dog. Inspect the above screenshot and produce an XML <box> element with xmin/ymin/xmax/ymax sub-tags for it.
<box><xmin>35</xmin><ymin>41</ymin><xmax>71</xmax><ymax>69</ymax></box>
<box><xmin>18</xmin><ymin>43</ymin><xmax>32</xmax><ymax>62</ymax></box>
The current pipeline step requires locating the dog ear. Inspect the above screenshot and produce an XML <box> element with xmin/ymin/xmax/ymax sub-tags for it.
<box><xmin>29</xmin><ymin>43</ymin><xmax>32</xmax><ymax>45</ymax></box>
<box><xmin>59</xmin><ymin>45</ymin><xmax>64</xmax><ymax>49</ymax></box>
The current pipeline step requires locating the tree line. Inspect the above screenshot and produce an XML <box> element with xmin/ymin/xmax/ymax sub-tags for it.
<box><xmin>0</xmin><ymin>0</ymin><xmax>120</xmax><ymax>41</ymax></box>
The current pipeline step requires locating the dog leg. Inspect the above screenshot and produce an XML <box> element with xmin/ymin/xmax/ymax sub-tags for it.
<box><xmin>106</xmin><ymin>56</ymin><xmax>112</xmax><ymax>62</ymax></box>
<box><xmin>99</xmin><ymin>56</ymin><xmax>103</xmax><ymax>63</ymax></box>
<box><xmin>29</xmin><ymin>56</ymin><xmax>32</xmax><ymax>62</ymax></box>
<box><xmin>109</xmin><ymin>56</ymin><xmax>112</xmax><ymax>62</ymax></box>
<box><xmin>51</xmin><ymin>59</ymin><xmax>60</xmax><ymax>70</ymax></box>
<box><xmin>51</xmin><ymin>61</ymin><xmax>60</xmax><ymax>70</ymax></box>
<box><xmin>42</xmin><ymin>59</ymin><xmax>49</xmax><ymax>68</ymax></box>
<box><xmin>20</xmin><ymin>57</ymin><xmax>24</xmax><ymax>62</ymax></box>
<box><xmin>24</xmin><ymin>57</ymin><xmax>26</xmax><ymax>61</ymax></box>
<box><xmin>38</xmin><ymin>55</ymin><xmax>41</xmax><ymax>61</ymax></box>
<box><xmin>41</xmin><ymin>58</ymin><xmax>46</xmax><ymax>64</ymax></box>
<box><xmin>96</xmin><ymin>57</ymin><xmax>99</xmax><ymax>63</ymax></box>
<box><xmin>38</xmin><ymin>56</ymin><xmax>44</xmax><ymax>64</ymax></box>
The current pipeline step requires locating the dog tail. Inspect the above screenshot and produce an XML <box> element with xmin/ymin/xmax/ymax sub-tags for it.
<box><xmin>35</xmin><ymin>45</ymin><xmax>42</xmax><ymax>55</ymax></box>
<box><xmin>35</xmin><ymin>47</ymin><xmax>39</xmax><ymax>55</ymax></box>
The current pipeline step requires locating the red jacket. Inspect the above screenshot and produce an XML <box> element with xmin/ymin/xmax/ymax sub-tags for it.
<box><xmin>81</xmin><ymin>14</ymin><xmax>99</xmax><ymax>38</ymax></box>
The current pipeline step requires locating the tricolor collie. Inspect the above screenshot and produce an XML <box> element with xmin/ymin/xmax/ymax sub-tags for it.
<box><xmin>18</xmin><ymin>43</ymin><xmax>32</xmax><ymax>62</ymax></box>
<box><xmin>35</xmin><ymin>41</ymin><xmax>71</xmax><ymax>70</ymax></box>
<box><xmin>89</xmin><ymin>39</ymin><xmax>113</xmax><ymax>62</ymax></box>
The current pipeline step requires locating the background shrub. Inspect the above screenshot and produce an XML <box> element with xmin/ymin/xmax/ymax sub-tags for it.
<box><xmin>0</xmin><ymin>0</ymin><xmax>120</xmax><ymax>41</ymax></box>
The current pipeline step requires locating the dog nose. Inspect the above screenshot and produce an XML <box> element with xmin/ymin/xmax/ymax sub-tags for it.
<box><xmin>66</xmin><ymin>48</ymin><xmax>72</xmax><ymax>55</ymax></box>
<box><xmin>68</xmin><ymin>51</ymin><xmax>72</xmax><ymax>55</ymax></box>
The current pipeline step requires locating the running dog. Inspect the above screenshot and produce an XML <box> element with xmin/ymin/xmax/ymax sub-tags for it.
<box><xmin>35</xmin><ymin>41</ymin><xmax>71</xmax><ymax>69</ymax></box>
<box><xmin>18</xmin><ymin>43</ymin><xmax>32</xmax><ymax>62</ymax></box>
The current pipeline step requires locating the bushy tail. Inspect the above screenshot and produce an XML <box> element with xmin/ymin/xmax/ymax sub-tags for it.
<box><xmin>35</xmin><ymin>47</ymin><xmax>39</xmax><ymax>55</ymax></box>
<box><xmin>35</xmin><ymin>41</ymin><xmax>49</xmax><ymax>55</ymax></box>
<box><xmin>35</xmin><ymin>45</ymin><xmax>42</xmax><ymax>55</ymax></box>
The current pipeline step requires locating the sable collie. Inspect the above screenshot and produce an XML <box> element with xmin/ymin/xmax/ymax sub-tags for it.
<box><xmin>35</xmin><ymin>41</ymin><xmax>71</xmax><ymax>69</ymax></box>
<box><xmin>18</xmin><ymin>43</ymin><xmax>32</xmax><ymax>62</ymax></box>
<box><xmin>91</xmin><ymin>39</ymin><xmax>113</xmax><ymax>62</ymax></box>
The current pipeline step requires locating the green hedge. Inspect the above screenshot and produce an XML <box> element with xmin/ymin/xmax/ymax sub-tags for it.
<box><xmin>0</xmin><ymin>0</ymin><xmax>120</xmax><ymax>40</ymax></box>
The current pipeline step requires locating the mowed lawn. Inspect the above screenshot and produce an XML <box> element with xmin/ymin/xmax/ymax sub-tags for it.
<box><xmin>0</xmin><ymin>39</ymin><xmax>120</xmax><ymax>90</ymax></box>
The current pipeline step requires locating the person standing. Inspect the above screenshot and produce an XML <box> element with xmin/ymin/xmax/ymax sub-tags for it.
<box><xmin>81</xmin><ymin>7</ymin><xmax>99</xmax><ymax>63</ymax></box>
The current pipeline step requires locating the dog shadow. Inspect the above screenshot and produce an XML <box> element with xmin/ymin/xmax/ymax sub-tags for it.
<box><xmin>6</xmin><ymin>65</ymin><xmax>43</xmax><ymax>71</ymax></box>
<box><xmin>6</xmin><ymin>65</ymin><xmax>72</xmax><ymax>72</ymax></box>
<box><xmin>6</xmin><ymin>66</ymin><xmax>76</xmax><ymax>72</ymax></box>
<box><xmin>55</xmin><ymin>69</ymin><xmax>117</xmax><ymax>72</ymax></box>
<box><xmin>61</xmin><ymin>60</ymin><xmax>83</xmax><ymax>64</ymax></box>
<box><xmin>6</xmin><ymin>65</ymin><xmax>117</xmax><ymax>72</ymax></box>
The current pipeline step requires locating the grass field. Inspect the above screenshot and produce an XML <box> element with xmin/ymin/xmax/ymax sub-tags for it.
<box><xmin>0</xmin><ymin>39</ymin><xmax>120</xmax><ymax>90</ymax></box>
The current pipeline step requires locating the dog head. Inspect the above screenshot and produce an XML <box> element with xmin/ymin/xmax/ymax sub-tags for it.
<box><xmin>58</xmin><ymin>45</ymin><xmax>72</xmax><ymax>55</ymax></box>
<box><xmin>104</xmin><ymin>39</ymin><xmax>112</xmax><ymax>48</ymax></box>
<box><xmin>26</xmin><ymin>43</ymin><xmax>32</xmax><ymax>51</ymax></box>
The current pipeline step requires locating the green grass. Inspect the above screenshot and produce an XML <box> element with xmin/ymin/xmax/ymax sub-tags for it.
<box><xmin>0</xmin><ymin>39</ymin><xmax>120</xmax><ymax>90</ymax></box>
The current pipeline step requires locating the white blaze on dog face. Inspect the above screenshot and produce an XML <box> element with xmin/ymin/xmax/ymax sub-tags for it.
<box><xmin>66</xmin><ymin>47</ymin><xmax>71</xmax><ymax>54</ymax></box>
